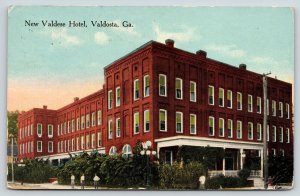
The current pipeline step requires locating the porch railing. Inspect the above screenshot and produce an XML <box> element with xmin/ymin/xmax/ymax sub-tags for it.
<box><xmin>250</xmin><ymin>170</ymin><xmax>261</xmax><ymax>177</ymax></box>
<box><xmin>208</xmin><ymin>170</ymin><xmax>262</xmax><ymax>178</ymax></box>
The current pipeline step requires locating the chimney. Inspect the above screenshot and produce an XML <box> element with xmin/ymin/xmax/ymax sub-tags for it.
<box><xmin>165</xmin><ymin>39</ymin><xmax>174</xmax><ymax>48</ymax></box>
<box><xmin>74</xmin><ymin>97</ymin><xmax>79</xmax><ymax>102</ymax></box>
<box><xmin>196</xmin><ymin>50</ymin><xmax>207</xmax><ymax>58</ymax></box>
<box><xmin>239</xmin><ymin>64</ymin><xmax>247</xmax><ymax>70</ymax></box>
<box><xmin>43</xmin><ymin>105</ymin><xmax>47</xmax><ymax>109</ymax></box>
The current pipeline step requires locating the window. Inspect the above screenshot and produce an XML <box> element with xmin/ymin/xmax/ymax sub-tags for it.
<box><xmin>248</xmin><ymin>122</ymin><xmax>253</xmax><ymax>140</ymax></box>
<box><xmin>144</xmin><ymin>75</ymin><xmax>150</xmax><ymax>97</ymax></box>
<box><xmin>144</xmin><ymin>110</ymin><xmax>150</xmax><ymax>132</ymax></box>
<box><xmin>37</xmin><ymin>141</ymin><xmax>42</xmax><ymax>152</ymax></box>
<box><xmin>208</xmin><ymin>116</ymin><xmax>215</xmax><ymax>136</ymax></box>
<box><xmin>237</xmin><ymin>92</ymin><xmax>242</xmax><ymax>110</ymax></box>
<box><xmin>279</xmin><ymin>102</ymin><xmax>283</xmax><ymax>117</ymax></box>
<box><xmin>175</xmin><ymin>78</ymin><xmax>183</xmax><ymax>99</ymax></box>
<box><xmin>267</xmin><ymin>99</ymin><xmax>269</xmax><ymax>115</ymax></box>
<box><xmin>97</xmin><ymin>132</ymin><xmax>101</xmax><ymax>147</ymax></box>
<box><xmin>237</xmin><ymin>121</ymin><xmax>242</xmax><ymax>139</ymax></box>
<box><xmin>176</xmin><ymin>112</ymin><xmax>183</xmax><ymax>133</ymax></box>
<box><xmin>286</xmin><ymin>103</ymin><xmax>290</xmax><ymax>119</ymax></box>
<box><xmin>81</xmin><ymin>135</ymin><xmax>85</xmax><ymax>149</ymax></box>
<box><xmin>116</xmin><ymin>86</ymin><xmax>121</xmax><ymax>107</ymax></box>
<box><xmin>109</xmin><ymin>146</ymin><xmax>117</xmax><ymax>156</ymax></box>
<box><xmin>81</xmin><ymin>115</ymin><xmax>85</xmax><ymax>129</ymax></box>
<box><xmin>97</xmin><ymin>110</ymin><xmax>102</xmax><ymax>125</ymax></box>
<box><xmin>272</xmin><ymin>126</ymin><xmax>276</xmax><ymax>142</ymax></box>
<box><xmin>279</xmin><ymin>127</ymin><xmax>283</xmax><ymax>143</ymax></box>
<box><xmin>134</xmin><ymin>79</ymin><xmax>140</xmax><ymax>101</ymax></box>
<box><xmin>228</xmin><ymin>119</ymin><xmax>233</xmax><ymax>138</ymax></box>
<box><xmin>86</xmin><ymin>134</ymin><xmax>90</xmax><ymax>149</ymax></box>
<box><xmin>108</xmin><ymin>90</ymin><xmax>113</xmax><ymax>109</ymax></box>
<box><xmin>219</xmin><ymin>118</ymin><xmax>224</xmax><ymax>137</ymax></box>
<box><xmin>48</xmin><ymin>141</ymin><xmax>53</xmax><ymax>153</ymax></box>
<box><xmin>67</xmin><ymin>121</ymin><xmax>70</xmax><ymax>133</ymax></box>
<box><xmin>133</xmin><ymin>112</ymin><xmax>140</xmax><ymax>134</ymax></box>
<box><xmin>60</xmin><ymin>123</ymin><xmax>63</xmax><ymax>135</ymax></box>
<box><xmin>190</xmin><ymin>114</ymin><xmax>197</xmax><ymax>135</ymax></box>
<box><xmin>37</xmin><ymin>123</ymin><xmax>42</xmax><ymax>137</ymax></box>
<box><xmin>64</xmin><ymin>122</ymin><xmax>66</xmax><ymax>134</ymax></box>
<box><xmin>286</xmin><ymin>128</ymin><xmax>290</xmax><ymax>143</ymax></box>
<box><xmin>159</xmin><ymin>74</ymin><xmax>167</xmax><ymax>96</ymax></box>
<box><xmin>31</xmin><ymin>124</ymin><xmax>33</xmax><ymax>135</ymax></box>
<box><xmin>165</xmin><ymin>151</ymin><xmax>173</xmax><ymax>165</ymax></box>
<box><xmin>219</xmin><ymin>88</ymin><xmax>224</xmax><ymax>107</ymax></box>
<box><xmin>48</xmin><ymin>124</ymin><xmax>53</xmax><ymax>138</ymax></box>
<box><xmin>116</xmin><ymin>118</ymin><xmax>121</xmax><ymax>137</ymax></box>
<box><xmin>190</xmin><ymin>81</ymin><xmax>196</xmax><ymax>102</ymax></box>
<box><xmin>208</xmin><ymin>85</ymin><xmax>214</xmax><ymax>105</ymax></box>
<box><xmin>271</xmin><ymin>148</ymin><xmax>276</xmax><ymax>156</ymax></box>
<box><xmin>122</xmin><ymin>144</ymin><xmax>132</xmax><ymax>158</ymax></box>
<box><xmin>272</xmin><ymin>100</ymin><xmax>276</xmax><ymax>116</ymax></box>
<box><xmin>248</xmin><ymin>95</ymin><xmax>253</xmax><ymax>112</ymax></box>
<box><xmin>71</xmin><ymin>138</ymin><xmax>75</xmax><ymax>151</ymax></box>
<box><xmin>71</xmin><ymin>119</ymin><xmax>75</xmax><ymax>132</ymax></box>
<box><xmin>159</xmin><ymin>109</ymin><xmax>167</xmax><ymax>132</ymax></box>
<box><xmin>58</xmin><ymin>142</ymin><xmax>60</xmax><ymax>153</ymax></box>
<box><xmin>91</xmin><ymin>113</ymin><xmax>95</xmax><ymax>127</ymax></box>
<box><xmin>91</xmin><ymin>133</ymin><xmax>95</xmax><ymax>148</ymax></box>
<box><xmin>86</xmin><ymin>114</ymin><xmax>90</xmax><ymax>128</ymax></box>
<box><xmin>280</xmin><ymin>149</ymin><xmax>285</xmax><ymax>157</ymax></box>
<box><xmin>257</xmin><ymin>97</ymin><xmax>261</xmax><ymax>114</ymax></box>
<box><xmin>76</xmin><ymin>118</ymin><xmax>80</xmax><ymax>131</ymax></box>
<box><xmin>267</xmin><ymin>125</ymin><xmax>270</xmax><ymax>142</ymax></box>
<box><xmin>76</xmin><ymin>137</ymin><xmax>80</xmax><ymax>150</ymax></box>
<box><xmin>227</xmin><ymin>90</ymin><xmax>232</xmax><ymax>108</ymax></box>
<box><xmin>67</xmin><ymin>140</ymin><xmax>70</xmax><ymax>151</ymax></box>
<box><xmin>108</xmin><ymin>119</ymin><xmax>113</xmax><ymax>139</ymax></box>
<box><xmin>257</xmin><ymin>123</ymin><xmax>262</xmax><ymax>141</ymax></box>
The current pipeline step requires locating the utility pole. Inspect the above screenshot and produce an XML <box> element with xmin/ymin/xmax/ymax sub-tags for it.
<box><xmin>263</xmin><ymin>72</ymin><xmax>271</xmax><ymax>190</ymax></box>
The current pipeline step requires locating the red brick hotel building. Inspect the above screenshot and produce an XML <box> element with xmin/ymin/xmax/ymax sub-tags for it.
<box><xmin>17</xmin><ymin>39</ymin><xmax>293</xmax><ymax>174</ymax></box>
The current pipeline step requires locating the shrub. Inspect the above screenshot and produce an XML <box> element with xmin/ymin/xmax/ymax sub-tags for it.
<box><xmin>206</xmin><ymin>175</ymin><xmax>245</xmax><ymax>189</ymax></box>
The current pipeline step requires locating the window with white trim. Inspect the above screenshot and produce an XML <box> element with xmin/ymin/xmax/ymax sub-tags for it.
<box><xmin>48</xmin><ymin>124</ymin><xmax>53</xmax><ymax>138</ymax></box>
<box><xmin>219</xmin><ymin>88</ymin><xmax>224</xmax><ymax>107</ymax></box>
<box><xmin>279</xmin><ymin>127</ymin><xmax>283</xmax><ymax>143</ymax></box>
<box><xmin>71</xmin><ymin>119</ymin><xmax>75</xmax><ymax>132</ymax></box>
<box><xmin>286</xmin><ymin>103</ymin><xmax>290</xmax><ymax>119</ymax></box>
<box><xmin>37</xmin><ymin>123</ymin><xmax>42</xmax><ymax>137</ymax></box>
<box><xmin>248</xmin><ymin>95</ymin><xmax>253</xmax><ymax>112</ymax></box>
<box><xmin>228</xmin><ymin>119</ymin><xmax>233</xmax><ymax>138</ymax></box>
<box><xmin>108</xmin><ymin>119</ymin><xmax>113</xmax><ymax>139</ymax></box>
<box><xmin>60</xmin><ymin>123</ymin><xmax>63</xmax><ymax>135</ymax></box>
<box><xmin>91</xmin><ymin>112</ymin><xmax>96</xmax><ymax>127</ymax></box>
<box><xmin>116</xmin><ymin>118</ymin><xmax>121</xmax><ymax>137</ymax></box>
<box><xmin>237</xmin><ymin>121</ymin><xmax>242</xmax><ymax>139</ymax></box>
<box><xmin>108</xmin><ymin>90</ymin><xmax>113</xmax><ymax>109</ymax></box>
<box><xmin>91</xmin><ymin>133</ymin><xmax>95</xmax><ymax>148</ymax></box>
<box><xmin>257</xmin><ymin>123</ymin><xmax>262</xmax><ymax>141</ymax></box>
<box><xmin>190</xmin><ymin>114</ymin><xmax>196</xmax><ymax>135</ymax></box>
<box><xmin>144</xmin><ymin>75</ymin><xmax>150</xmax><ymax>97</ymax></box>
<box><xmin>227</xmin><ymin>90</ymin><xmax>232</xmax><ymax>109</ymax></box>
<box><xmin>219</xmin><ymin>118</ymin><xmax>224</xmax><ymax>137</ymax></box>
<box><xmin>76</xmin><ymin>118</ymin><xmax>80</xmax><ymax>131</ymax></box>
<box><xmin>48</xmin><ymin>141</ymin><xmax>53</xmax><ymax>153</ymax></box>
<box><xmin>159</xmin><ymin>109</ymin><xmax>167</xmax><ymax>132</ymax></box>
<box><xmin>86</xmin><ymin>114</ymin><xmax>90</xmax><ymax>128</ymax></box>
<box><xmin>76</xmin><ymin>137</ymin><xmax>80</xmax><ymax>150</ymax></box>
<box><xmin>272</xmin><ymin>126</ymin><xmax>276</xmax><ymax>142</ymax></box>
<box><xmin>144</xmin><ymin>110</ymin><xmax>150</xmax><ymax>132</ymax></box>
<box><xmin>116</xmin><ymin>86</ymin><xmax>121</xmax><ymax>107</ymax></box>
<box><xmin>122</xmin><ymin>144</ymin><xmax>132</xmax><ymax>158</ymax></box>
<box><xmin>67</xmin><ymin>121</ymin><xmax>70</xmax><ymax>133</ymax></box>
<box><xmin>97</xmin><ymin>132</ymin><xmax>101</xmax><ymax>147</ymax></box>
<box><xmin>64</xmin><ymin>122</ymin><xmax>66</xmax><ymax>134</ymax></box>
<box><xmin>175</xmin><ymin>78</ymin><xmax>183</xmax><ymax>99</ymax></box>
<box><xmin>159</xmin><ymin>74</ymin><xmax>167</xmax><ymax>96</ymax></box>
<box><xmin>97</xmin><ymin>110</ymin><xmax>102</xmax><ymax>125</ymax></box>
<box><xmin>272</xmin><ymin>100</ymin><xmax>276</xmax><ymax>116</ymax></box>
<box><xmin>109</xmin><ymin>146</ymin><xmax>117</xmax><ymax>156</ymax></box>
<box><xmin>286</xmin><ymin>128</ymin><xmax>290</xmax><ymax>143</ymax></box>
<box><xmin>208</xmin><ymin>85</ymin><xmax>214</xmax><ymax>105</ymax></box>
<box><xmin>208</xmin><ymin>116</ymin><xmax>215</xmax><ymax>136</ymax></box>
<box><xmin>279</xmin><ymin>102</ymin><xmax>283</xmax><ymax>117</ymax></box>
<box><xmin>133</xmin><ymin>112</ymin><xmax>140</xmax><ymax>134</ymax></box>
<box><xmin>257</xmin><ymin>97</ymin><xmax>261</xmax><ymax>114</ymax></box>
<box><xmin>81</xmin><ymin>115</ymin><xmax>85</xmax><ymax>129</ymax></box>
<box><xmin>248</xmin><ymin>122</ymin><xmax>253</xmax><ymax>140</ymax></box>
<box><xmin>31</xmin><ymin>124</ymin><xmax>33</xmax><ymax>135</ymax></box>
<box><xmin>134</xmin><ymin>79</ymin><xmax>140</xmax><ymax>101</ymax></box>
<box><xmin>176</xmin><ymin>112</ymin><xmax>183</xmax><ymax>133</ymax></box>
<box><xmin>81</xmin><ymin>135</ymin><xmax>85</xmax><ymax>149</ymax></box>
<box><xmin>67</xmin><ymin>140</ymin><xmax>70</xmax><ymax>151</ymax></box>
<box><xmin>190</xmin><ymin>81</ymin><xmax>196</xmax><ymax>102</ymax></box>
<box><xmin>71</xmin><ymin>138</ymin><xmax>75</xmax><ymax>151</ymax></box>
<box><xmin>37</xmin><ymin>141</ymin><xmax>42</xmax><ymax>152</ymax></box>
<box><xmin>237</xmin><ymin>92</ymin><xmax>242</xmax><ymax>110</ymax></box>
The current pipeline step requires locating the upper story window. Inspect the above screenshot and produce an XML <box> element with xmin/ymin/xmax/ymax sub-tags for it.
<box><xmin>81</xmin><ymin>135</ymin><xmax>85</xmax><ymax>149</ymax></box>
<box><xmin>116</xmin><ymin>86</ymin><xmax>121</xmax><ymax>107</ymax></box>
<box><xmin>257</xmin><ymin>97</ymin><xmax>262</xmax><ymax>114</ymax></box>
<box><xmin>248</xmin><ymin>122</ymin><xmax>253</xmax><ymax>140</ymax></box>
<box><xmin>237</xmin><ymin>92</ymin><xmax>242</xmax><ymax>110</ymax></box>
<box><xmin>279</xmin><ymin>127</ymin><xmax>283</xmax><ymax>143</ymax></box>
<box><xmin>76</xmin><ymin>118</ymin><xmax>80</xmax><ymax>131</ymax></box>
<box><xmin>91</xmin><ymin>112</ymin><xmax>95</xmax><ymax>127</ymax></box>
<box><xmin>278</xmin><ymin>102</ymin><xmax>283</xmax><ymax>118</ymax></box>
<box><xmin>71</xmin><ymin>138</ymin><xmax>75</xmax><ymax>151</ymax></box>
<box><xmin>190</xmin><ymin>114</ymin><xmax>196</xmax><ymax>135</ymax></box>
<box><xmin>81</xmin><ymin>115</ymin><xmax>85</xmax><ymax>129</ymax></box>
<box><xmin>64</xmin><ymin>122</ymin><xmax>66</xmax><ymax>134</ymax></box>
<box><xmin>86</xmin><ymin>114</ymin><xmax>90</xmax><ymax>128</ymax></box>
<box><xmin>159</xmin><ymin>74</ymin><xmax>167</xmax><ymax>97</ymax></box>
<box><xmin>144</xmin><ymin>109</ymin><xmax>150</xmax><ymax>132</ymax></box>
<box><xmin>176</xmin><ymin>112</ymin><xmax>183</xmax><ymax>133</ymax></box>
<box><xmin>175</xmin><ymin>78</ymin><xmax>183</xmax><ymax>99</ymax></box>
<box><xmin>286</xmin><ymin>103</ymin><xmax>290</xmax><ymax>119</ymax></box>
<box><xmin>108</xmin><ymin>119</ymin><xmax>113</xmax><ymax>139</ymax></box>
<box><xmin>76</xmin><ymin>137</ymin><xmax>80</xmax><ymax>150</ymax></box>
<box><xmin>97</xmin><ymin>132</ymin><xmax>101</xmax><ymax>147</ymax></box>
<box><xmin>71</xmin><ymin>119</ymin><xmax>75</xmax><ymax>132</ymax></box>
<box><xmin>272</xmin><ymin>100</ymin><xmax>276</xmax><ymax>116</ymax></box>
<box><xmin>219</xmin><ymin>88</ymin><xmax>224</xmax><ymax>107</ymax></box>
<box><xmin>237</xmin><ymin>120</ymin><xmax>242</xmax><ymax>139</ymax></box>
<box><xmin>133</xmin><ymin>79</ymin><xmax>140</xmax><ymax>101</ymax></box>
<box><xmin>227</xmin><ymin>119</ymin><xmax>233</xmax><ymax>138</ymax></box>
<box><xmin>57</xmin><ymin>125</ymin><xmax>60</xmax><ymax>136</ymax></box>
<box><xmin>248</xmin><ymin>95</ymin><xmax>253</xmax><ymax>112</ymax></box>
<box><xmin>37</xmin><ymin>141</ymin><xmax>42</xmax><ymax>152</ymax></box>
<box><xmin>159</xmin><ymin>109</ymin><xmax>167</xmax><ymax>132</ymax></box>
<box><xmin>48</xmin><ymin>141</ymin><xmax>53</xmax><ymax>153</ymax></box>
<box><xmin>48</xmin><ymin>124</ymin><xmax>53</xmax><ymax>138</ymax></box>
<box><xmin>272</xmin><ymin>126</ymin><xmax>276</xmax><ymax>142</ymax></box>
<box><xmin>208</xmin><ymin>85</ymin><xmax>214</xmax><ymax>105</ymax></box>
<box><xmin>227</xmin><ymin>90</ymin><xmax>232</xmax><ymax>109</ymax></box>
<box><xmin>133</xmin><ymin>112</ymin><xmax>140</xmax><ymax>134</ymax></box>
<box><xmin>208</xmin><ymin>116</ymin><xmax>215</xmax><ymax>136</ymax></box>
<box><xmin>257</xmin><ymin>123</ymin><xmax>262</xmax><ymax>141</ymax></box>
<box><xmin>37</xmin><ymin>123</ymin><xmax>42</xmax><ymax>137</ymax></box>
<box><xmin>190</xmin><ymin>81</ymin><xmax>196</xmax><ymax>102</ymax></box>
<box><xmin>86</xmin><ymin>134</ymin><xmax>90</xmax><ymax>149</ymax></box>
<box><xmin>116</xmin><ymin>118</ymin><xmax>121</xmax><ymax>138</ymax></box>
<box><xmin>219</xmin><ymin>118</ymin><xmax>224</xmax><ymax>137</ymax></box>
<box><xmin>286</xmin><ymin>128</ymin><xmax>290</xmax><ymax>143</ymax></box>
<box><xmin>97</xmin><ymin>110</ymin><xmax>102</xmax><ymax>125</ymax></box>
<box><xmin>108</xmin><ymin>90</ymin><xmax>113</xmax><ymax>109</ymax></box>
<box><xmin>144</xmin><ymin>75</ymin><xmax>150</xmax><ymax>97</ymax></box>
<box><xmin>67</xmin><ymin>121</ymin><xmax>70</xmax><ymax>133</ymax></box>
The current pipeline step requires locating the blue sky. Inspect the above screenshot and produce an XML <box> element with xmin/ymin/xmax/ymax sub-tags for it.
<box><xmin>7</xmin><ymin>6</ymin><xmax>294</xmax><ymax>111</ymax></box>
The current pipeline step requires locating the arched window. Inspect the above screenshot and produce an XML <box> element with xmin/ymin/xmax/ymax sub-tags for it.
<box><xmin>122</xmin><ymin>144</ymin><xmax>132</xmax><ymax>158</ymax></box>
<box><xmin>109</xmin><ymin>146</ymin><xmax>117</xmax><ymax>156</ymax></box>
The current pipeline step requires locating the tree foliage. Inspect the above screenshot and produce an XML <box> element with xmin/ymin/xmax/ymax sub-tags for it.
<box><xmin>7</xmin><ymin>111</ymin><xmax>19</xmax><ymax>139</ymax></box>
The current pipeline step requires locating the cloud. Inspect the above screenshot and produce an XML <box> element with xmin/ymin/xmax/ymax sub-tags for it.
<box><xmin>207</xmin><ymin>43</ymin><xmax>246</xmax><ymax>58</ymax></box>
<box><xmin>51</xmin><ymin>28</ymin><xmax>80</xmax><ymax>45</ymax></box>
<box><xmin>249</xmin><ymin>56</ymin><xmax>289</xmax><ymax>68</ymax></box>
<box><xmin>153</xmin><ymin>23</ymin><xmax>197</xmax><ymax>43</ymax></box>
<box><xmin>94</xmin><ymin>32</ymin><xmax>110</xmax><ymax>45</ymax></box>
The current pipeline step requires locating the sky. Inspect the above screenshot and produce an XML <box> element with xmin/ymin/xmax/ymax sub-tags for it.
<box><xmin>7</xmin><ymin>6</ymin><xmax>294</xmax><ymax>111</ymax></box>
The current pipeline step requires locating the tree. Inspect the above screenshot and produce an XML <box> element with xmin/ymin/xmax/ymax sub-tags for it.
<box><xmin>7</xmin><ymin>111</ymin><xmax>19</xmax><ymax>140</ymax></box>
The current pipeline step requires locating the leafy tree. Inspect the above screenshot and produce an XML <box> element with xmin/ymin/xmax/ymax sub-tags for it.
<box><xmin>7</xmin><ymin>111</ymin><xmax>19</xmax><ymax>140</ymax></box>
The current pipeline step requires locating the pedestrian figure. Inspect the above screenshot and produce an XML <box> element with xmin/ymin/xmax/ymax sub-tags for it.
<box><xmin>71</xmin><ymin>174</ymin><xmax>75</xmax><ymax>189</ymax></box>
<box><xmin>93</xmin><ymin>174</ymin><xmax>100</xmax><ymax>189</ymax></box>
<box><xmin>80</xmin><ymin>174</ymin><xmax>85</xmax><ymax>189</ymax></box>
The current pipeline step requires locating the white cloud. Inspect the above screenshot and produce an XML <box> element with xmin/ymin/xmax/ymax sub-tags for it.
<box><xmin>249</xmin><ymin>56</ymin><xmax>289</xmax><ymax>68</ymax></box>
<box><xmin>207</xmin><ymin>43</ymin><xmax>246</xmax><ymax>58</ymax></box>
<box><xmin>153</xmin><ymin>23</ymin><xmax>197</xmax><ymax>43</ymax></box>
<box><xmin>94</xmin><ymin>32</ymin><xmax>109</xmax><ymax>45</ymax></box>
<box><xmin>51</xmin><ymin>28</ymin><xmax>80</xmax><ymax>45</ymax></box>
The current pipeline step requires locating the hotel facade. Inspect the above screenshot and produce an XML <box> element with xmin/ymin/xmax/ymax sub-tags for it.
<box><xmin>17</xmin><ymin>39</ymin><xmax>293</xmax><ymax>176</ymax></box>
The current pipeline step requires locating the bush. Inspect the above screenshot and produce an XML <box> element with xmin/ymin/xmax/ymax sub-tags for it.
<box><xmin>205</xmin><ymin>175</ymin><xmax>245</xmax><ymax>189</ymax></box>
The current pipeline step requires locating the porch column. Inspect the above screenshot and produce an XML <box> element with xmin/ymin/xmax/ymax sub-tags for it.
<box><xmin>58</xmin><ymin>159</ymin><xmax>61</xmax><ymax>166</ymax></box>
<box><xmin>260</xmin><ymin>149</ymin><xmax>263</xmax><ymax>177</ymax></box>
<box><xmin>240</xmin><ymin>148</ymin><xmax>244</xmax><ymax>170</ymax></box>
<box><xmin>222</xmin><ymin>148</ymin><xmax>225</xmax><ymax>175</ymax></box>
<box><xmin>157</xmin><ymin>146</ymin><xmax>160</xmax><ymax>159</ymax></box>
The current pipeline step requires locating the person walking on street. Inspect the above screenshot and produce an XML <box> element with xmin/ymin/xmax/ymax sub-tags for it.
<box><xmin>80</xmin><ymin>174</ymin><xmax>85</xmax><ymax>189</ymax></box>
<box><xmin>71</xmin><ymin>174</ymin><xmax>75</xmax><ymax>189</ymax></box>
<box><xmin>93</xmin><ymin>174</ymin><xmax>100</xmax><ymax>189</ymax></box>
